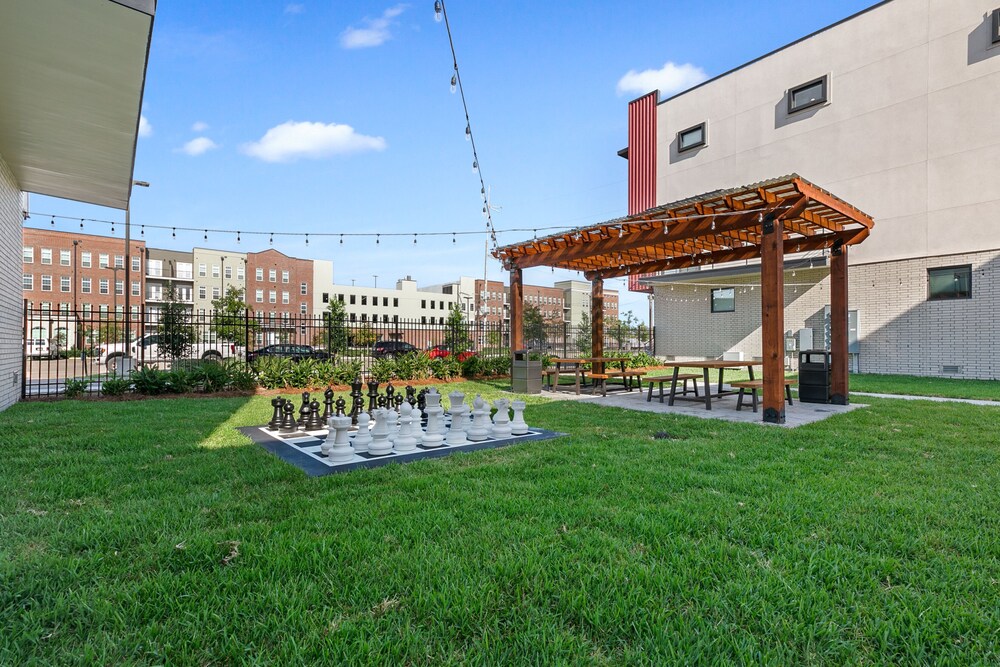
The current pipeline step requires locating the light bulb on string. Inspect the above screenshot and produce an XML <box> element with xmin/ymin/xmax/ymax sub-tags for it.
<box><xmin>141</xmin><ymin>225</ymin><xmax>145</xmax><ymax>237</ymax></box>
<box><xmin>376</xmin><ymin>234</ymin><xmax>380</xmax><ymax>245</ymax></box>
<box><xmin>236</xmin><ymin>231</ymin><xmax>241</xmax><ymax>244</ymax></box>
<box><xmin>472</xmin><ymin>160</ymin><xmax>478</xmax><ymax>173</ymax></box>
<box><xmin>434</xmin><ymin>1</ymin><xmax>443</xmax><ymax>23</ymax></box>
<box><xmin>452</xmin><ymin>233</ymin><xmax>456</xmax><ymax>244</ymax></box>
<box><xmin>111</xmin><ymin>223</ymin><xmax>115</xmax><ymax>234</ymax></box>
<box><xmin>413</xmin><ymin>234</ymin><xmax>417</xmax><ymax>244</ymax></box>
<box><xmin>339</xmin><ymin>235</ymin><xmax>343</xmax><ymax>245</ymax></box>
<box><xmin>204</xmin><ymin>230</ymin><xmax>208</xmax><ymax>242</ymax></box>
<box><xmin>172</xmin><ymin>227</ymin><xmax>176</xmax><ymax>239</ymax></box>
<box><xmin>269</xmin><ymin>233</ymin><xmax>273</xmax><ymax>245</ymax></box>
<box><xmin>80</xmin><ymin>219</ymin><xmax>84</xmax><ymax>230</ymax></box>
<box><xmin>450</xmin><ymin>74</ymin><xmax>456</xmax><ymax>93</ymax></box>
<box><xmin>465</xmin><ymin>125</ymin><xmax>471</xmax><ymax>141</ymax></box>
<box><xmin>305</xmin><ymin>233</ymin><xmax>309</xmax><ymax>247</ymax></box>
<box><xmin>50</xmin><ymin>216</ymin><xmax>55</xmax><ymax>226</ymax></box>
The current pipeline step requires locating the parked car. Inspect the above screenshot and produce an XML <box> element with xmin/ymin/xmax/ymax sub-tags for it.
<box><xmin>97</xmin><ymin>333</ymin><xmax>244</xmax><ymax>373</ymax></box>
<box><xmin>426</xmin><ymin>344</ymin><xmax>476</xmax><ymax>362</ymax></box>
<box><xmin>372</xmin><ymin>340</ymin><xmax>418</xmax><ymax>359</ymax></box>
<box><xmin>24</xmin><ymin>338</ymin><xmax>51</xmax><ymax>359</ymax></box>
<box><xmin>246</xmin><ymin>344</ymin><xmax>331</xmax><ymax>364</ymax></box>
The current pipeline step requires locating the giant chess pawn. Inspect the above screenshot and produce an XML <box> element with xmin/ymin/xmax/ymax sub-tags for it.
<box><xmin>322</xmin><ymin>388</ymin><xmax>334</xmax><ymax>421</ymax></box>
<box><xmin>298</xmin><ymin>391</ymin><xmax>311</xmax><ymax>426</ymax></box>
<box><xmin>421</xmin><ymin>389</ymin><xmax>445</xmax><ymax>448</ymax></box>
<box><xmin>327</xmin><ymin>415</ymin><xmax>354</xmax><ymax>463</ymax></box>
<box><xmin>405</xmin><ymin>385</ymin><xmax>416</xmax><ymax>409</ymax></box>
<box><xmin>417</xmin><ymin>388</ymin><xmax>428</xmax><ymax>413</ymax></box>
<box><xmin>510</xmin><ymin>400</ymin><xmax>529</xmax><ymax>435</ymax></box>
<box><xmin>353</xmin><ymin>412</ymin><xmax>372</xmax><ymax>454</ymax></box>
<box><xmin>467</xmin><ymin>395</ymin><xmax>491</xmax><ymax>442</ymax></box>
<box><xmin>446</xmin><ymin>402</ymin><xmax>469</xmax><ymax>446</ymax></box>
<box><xmin>307</xmin><ymin>399</ymin><xmax>325</xmax><ymax>430</ymax></box>
<box><xmin>268</xmin><ymin>397</ymin><xmax>284</xmax><ymax>430</ymax></box>
<box><xmin>393</xmin><ymin>402</ymin><xmax>418</xmax><ymax>453</ymax></box>
<box><xmin>491</xmin><ymin>398</ymin><xmax>512</xmax><ymax>439</ymax></box>
<box><xmin>368</xmin><ymin>408</ymin><xmax>393</xmax><ymax>456</ymax></box>
<box><xmin>335</xmin><ymin>396</ymin><xmax>347</xmax><ymax>417</ymax></box>
<box><xmin>279</xmin><ymin>401</ymin><xmax>297</xmax><ymax>433</ymax></box>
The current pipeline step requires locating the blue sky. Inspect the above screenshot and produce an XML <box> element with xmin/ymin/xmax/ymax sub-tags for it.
<box><xmin>26</xmin><ymin>0</ymin><xmax>877</xmax><ymax>321</ymax></box>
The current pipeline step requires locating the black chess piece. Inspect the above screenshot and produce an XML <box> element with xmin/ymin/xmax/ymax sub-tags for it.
<box><xmin>394</xmin><ymin>394</ymin><xmax>405</xmax><ymax>411</ymax></box>
<box><xmin>405</xmin><ymin>385</ymin><xmax>416</xmax><ymax>408</ymax></box>
<box><xmin>385</xmin><ymin>383</ymin><xmax>395</xmax><ymax>407</ymax></box>
<box><xmin>350</xmin><ymin>377</ymin><xmax>364</xmax><ymax>423</ymax></box>
<box><xmin>377</xmin><ymin>395</ymin><xmax>387</xmax><ymax>409</ymax></box>
<box><xmin>298</xmin><ymin>391</ymin><xmax>311</xmax><ymax>426</ymax></box>
<box><xmin>280</xmin><ymin>401</ymin><xmax>297</xmax><ymax>433</ymax></box>
<box><xmin>323</xmin><ymin>388</ymin><xmax>334</xmax><ymax>421</ymax></box>
<box><xmin>335</xmin><ymin>396</ymin><xmax>347</xmax><ymax>417</ymax></box>
<box><xmin>308</xmin><ymin>399</ymin><xmax>324</xmax><ymax>430</ymax></box>
<box><xmin>268</xmin><ymin>396</ymin><xmax>283</xmax><ymax>430</ymax></box>
<box><xmin>367</xmin><ymin>380</ymin><xmax>380</xmax><ymax>415</ymax></box>
<box><xmin>417</xmin><ymin>388</ymin><xmax>427</xmax><ymax>413</ymax></box>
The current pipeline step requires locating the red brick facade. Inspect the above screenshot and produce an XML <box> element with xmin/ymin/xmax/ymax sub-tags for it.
<box><xmin>246</xmin><ymin>249</ymin><xmax>315</xmax><ymax>344</ymax></box>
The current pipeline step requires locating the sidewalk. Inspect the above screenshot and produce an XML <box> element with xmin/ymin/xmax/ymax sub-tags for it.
<box><xmin>851</xmin><ymin>392</ymin><xmax>1000</xmax><ymax>407</ymax></box>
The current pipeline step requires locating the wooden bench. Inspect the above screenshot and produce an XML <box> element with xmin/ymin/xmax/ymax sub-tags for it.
<box><xmin>606</xmin><ymin>369</ymin><xmax>646</xmax><ymax>392</ymax></box>
<box><xmin>542</xmin><ymin>368</ymin><xmax>558</xmax><ymax>390</ymax></box>
<box><xmin>588</xmin><ymin>373</ymin><xmax>609</xmax><ymax>397</ymax></box>
<box><xmin>730</xmin><ymin>379</ymin><xmax>797</xmax><ymax>412</ymax></box>
<box><xmin>644</xmin><ymin>373</ymin><xmax>700</xmax><ymax>403</ymax></box>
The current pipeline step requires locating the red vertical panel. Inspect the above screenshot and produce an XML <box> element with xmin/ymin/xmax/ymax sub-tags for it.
<box><xmin>627</xmin><ymin>91</ymin><xmax>657</xmax><ymax>293</ymax></box>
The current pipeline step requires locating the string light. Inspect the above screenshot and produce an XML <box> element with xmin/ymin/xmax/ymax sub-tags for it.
<box><xmin>376</xmin><ymin>234</ymin><xmax>380</xmax><ymax>245</ymax></box>
<box><xmin>141</xmin><ymin>225</ymin><xmax>145</xmax><ymax>237</ymax></box>
<box><xmin>172</xmin><ymin>227</ymin><xmax>176</xmax><ymax>238</ymax></box>
<box><xmin>203</xmin><ymin>229</ymin><xmax>208</xmax><ymax>242</ymax></box>
<box><xmin>305</xmin><ymin>233</ymin><xmax>309</xmax><ymax>247</ymax></box>
<box><xmin>236</xmin><ymin>231</ymin><xmax>241</xmax><ymax>244</ymax></box>
<box><xmin>50</xmin><ymin>216</ymin><xmax>55</xmax><ymax>226</ymax></box>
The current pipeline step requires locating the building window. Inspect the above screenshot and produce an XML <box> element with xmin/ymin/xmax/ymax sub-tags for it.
<box><xmin>256</xmin><ymin>289</ymin><xmax>264</xmax><ymax>303</ymax></box>
<box><xmin>132</xmin><ymin>282</ymin><xmax>141</xmax><ymax>297</ymax></box>
<box><xmin>381</xmin><ymin>297</ymin><xmax>388</xmax><ymax>307</ymax></box>
<box><xmin>256</xmin><ymin>268</ymin><xmax>264</xmax><ymax>281</ymax></box>
<box><xmin>350</xmin><ymin>313</ymin><xmax>356</xmax><ymax>322</ymax></box>
<box><xmin>994</xmin><ymin>8</ymin><xmax>1000</xmax><ymax>44</ymax></box>
<box><xmin>393</xmin><ymin>298</ymin><xmax>398</xmax><ymax>307</ymax></box>
<box><xmin>40</xmin><ymin>275</ymin><xmax>52</xmax><ymax>291</ymax></box>
<box><xmin>678</xmin><ymin>122</ymin><xmax>707</xmax><ymax>152</ymax></box>
<box><xmin>60</xmin><ymin>276</ymin><xmax>71</xmax><ymax>292</ymax></box>
<box><xmin>430</xmin><ymin>300</ymin><xmax>435</xmax><ymax>310</ymax></box>
<box><xmin>212</xmin><ymin>265</ymin><xmax>220</xmax><ymax>278</ymax></box>
<box><xmin>198</xmin><ymin>286</ymin><xmax>207</xmax><ymax>300</ymax></box>
<box><xmin>300</xmin><ymin>282</ymin><xmax>307</xmax><ymax>295</ymax></box>
<box><xmin>269</xmin><ymin>269</ymin><xmax>277</xmax><ymax>282</ymax></box>
<box><xmin>132</xmin><ymin>256</ymin><xmax>141</xmax><ymax>272</ymax></box>
<box><xmin>114</xmin><ymin>255</ymin><xmax>124</xmax><ymax>268</ymax></box>
<box><xmin>282</xmin><ymin>291</ymin><xmax>289</xmax><ymax>304</ymax></box>
<box><xmin>788</xmin><ymin>75</ymin><xmax>828</xmax><ymax>114</ymax></box>
<box><xmin>300</xmin><ymin>303</ymin><xmax>308</xmax><ymax>314</ymax></box>
<box><xmin>421</xmin><ymin>299</ymin><xmax>426</xmax><ymax>309</ymax></box>
<box><xmin>269</xmin><ymin>290</ymin><xmax>276</xmax><ymax>303</ymax></box>
<box><xmin>421</xmin><ymin>316</ymin><xmax>427</xmax><ymax>324</ymax></box>
<box><xmin>99</xmin><ymin>279</ymin><xmax>109</xmax><ymax>295</ymax></box>
<box><xmin>22</xmin><ymin>274</ymin><xmax>32</xmax><ymax>290</ymax></box>
<box><xmin>212</xmin><ymin>287</ymin><xmax>221</xmax><ymax>299</ymax></box>
<box><xmin>928</xmin><ymin>265</ymin><xmax>972</xmax><ymax>301</ymax></box>
<box><xmin>237</xmin><ymin>265</ymin><xmax>245</xmax><ymax>280</ymax></box>
<box><xmin>60</xmin><ymin>250</ymin><xmax>71</xmax><ymax>266</ymax></box>
<box><xmin>82</xmin><ymin>252</ymin><xmax>92</xmax><ymax>268</ymax></box>
<box><xmin>361</xmin><ymin>295</ymin><xmax>367</xmax><ymax>306</ymax></box>
<box><xmin>98</xmin><ymin>253</ymin><xmax>109</xmax><ymax>268</ymax></box>
<box><xmin>40</xmin><ymin>248</ymin><xmax>53</xmax><ymax>265</ymax></box>
<box><xmin>711</xmin><ymin>288</ymin><xmax>736</xmax><ymax>313</ymax></box>
<box><xmin>82</xmin><ymin>278</ymin><xmax>91</xmax><ymax>294</ymax></box>
<box><xmin>23</xmin><ymin>247</ymin><xmax>33</xmax><ymax>263</ymax></box>
<box><xmin>338</xmin><ymin>294</ymin><xmax>344</xmax><ymax>303</ymax></box>
<box><xmin>225</xmin><ymin>266</ymin><xmax>232</xmax><ymax>279</ymax></box>
<box><xmin>281</xmin><ymin>270</ymin><xmax>289</xmax><ymax>283</ymax></box>
<box><xmin>115</xmin><ymin>280</ymin><xmax>124</xmax><ymax>296</ymax></box>
<box><xmin>199</xmin><ymin>263</ymin><xmax>207</xmax><ymax>277</ymax></box>
<box><xmin>350</xmin><ymin>294</ymin><xmax>356</xmax><ymax>305</ymax></box>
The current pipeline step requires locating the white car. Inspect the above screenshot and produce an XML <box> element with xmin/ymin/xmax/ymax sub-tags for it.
<box><xmin>24</xmin><ymin>338</ymin><xmax>51</xmax><ymax>359</ymax></box>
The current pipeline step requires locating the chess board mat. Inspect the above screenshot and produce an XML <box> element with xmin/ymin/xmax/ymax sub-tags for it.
<box><xmin>239</xmin><ymin>421</ymin><xmax>562</xmax><ymax>477</ymax></box>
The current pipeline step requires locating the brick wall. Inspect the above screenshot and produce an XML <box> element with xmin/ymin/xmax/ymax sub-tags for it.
<box><xmin>0</xmin><ymin>155</ymin><xmax>23</xmax><ymax>410</ymax></box>
<box><xmin>653</xmin><ymin>251</ymin><xmax>1000</xmax><ymax>380</ymax></box>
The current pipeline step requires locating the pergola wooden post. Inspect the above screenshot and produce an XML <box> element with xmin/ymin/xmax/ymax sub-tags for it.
<box><xmin>760</xmin><ymin>213</ymin><xmax>786</xmax><ymax>424</ymax></box>
<box><xmin>830</xmin><ymin>243</ymin><xmax>849</xmax><ymax>404</ymax></box>
<box><xmin>510</xmin><ymin>266</ymin><xmax>524</xmax><ymax>353</ymax></box>
<box><xmin>591</xmin><ymin>278</ymin><xmax>604</xmax><ymax>373</ymax></box>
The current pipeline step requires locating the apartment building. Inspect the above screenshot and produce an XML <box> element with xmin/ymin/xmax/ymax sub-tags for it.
<box><xmin>144</xmin><ymin>248</ymin><xmax>194</xmax><ymax>321</ymax></box>
<box><xmin>22</xmin><ymin>228</ymin><xmax>146</xmax><ymax>343</ymax></box>
<box><xmin>246</xmin><ymin>249</ymin><xmax>315</xmax><ymax>345</ymax></box>
<box><xmin>331</xmin><ymin>277</ymin><xmax>460</xmax><ymax>325</ymax></box>
<box><xmin>191</xmin><ymin>248</ymin><xmax>247</xmax><ymax>315</ymax></box>
<box><xmin>623</xmin><ymin>0</ymin><xmax>1000</xmax><ymax>379</ymax></box>
<box><xmin>476</xmin><ymin>278</ymin><xmax>619</xmax><ymax>325</ymax></box>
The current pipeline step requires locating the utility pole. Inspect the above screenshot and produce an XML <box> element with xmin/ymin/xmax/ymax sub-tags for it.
<box><xmin>124</xmin><ymin>179</ymin><xmax>149</xmax><ymax>356</ymax></box>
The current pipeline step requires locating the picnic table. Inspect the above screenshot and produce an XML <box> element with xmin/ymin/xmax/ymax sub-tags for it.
<box><xmin>549</xmin><ymin>357</ymin><xmax>637</xmax><ymax>395</ymax></box>
<box><xmin>652</xmin><ymin>360</ymin><xmax>762</xmax><ymax>410</ymax></box>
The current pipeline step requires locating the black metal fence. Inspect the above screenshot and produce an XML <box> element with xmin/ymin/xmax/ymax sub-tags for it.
<box><xmin>21</xmin><ymin>306</ymin><xmax>654</xmax><ymax>399</ymax></box>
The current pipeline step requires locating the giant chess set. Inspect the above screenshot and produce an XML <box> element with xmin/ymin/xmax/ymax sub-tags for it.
<box><xmin>239</xmin><ymin>379</ymin><xmax>559</xmax><ymax>476</ymax></box>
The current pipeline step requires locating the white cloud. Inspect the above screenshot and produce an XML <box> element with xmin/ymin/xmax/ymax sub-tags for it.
<box><xmin>191</xmin><ymin>121</ymin><xmax>209</xmax><ymax>132</ymax></box>
<box><xmin>616</xmin><ymin>61</ymin><xmax>708</xmax><ymax>97</ymax></box>
<box><xmin>138</xmin><ymin>115</ymin><xmax>152</xmax><ymax>137</ymax></box>
<box><xmin>177</xmin><ymin>137</ymin><xmax>219</xmax><ymax>156</ymax></box>
<box><xmin>241</xmin><ymin>121</ymin><xmax>386</xmax><ymax>162</ymax></box>
<box><xmin>340</xmin><ymin>4</ymin><xmax>406</xmax><ymax>49</ymax></box>
<box><xmin>285</xmin><ymin>3</ymin><xmax>304</xmax><ymax>14</ymax></box>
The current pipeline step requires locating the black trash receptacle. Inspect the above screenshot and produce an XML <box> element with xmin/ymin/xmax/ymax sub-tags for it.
<box><xmin>799</xmin><ymin>350</ymin><xmax>831</xmax><ymax>403</ymax></box>
<box><xmin>511</xmin><ymin>350</ymin><xmax>541</xmax><ymax>394</ymax></box>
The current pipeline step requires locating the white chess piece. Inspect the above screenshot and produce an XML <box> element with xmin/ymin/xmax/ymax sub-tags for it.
<box><xmin>393</xmin><ymin>402</ymin><xmax>418</xmax><ymax>453</ymax></box>
<box><xmin>510</xmin><ymin>400</ymin><xmax>529</xmax><ymax>435</ymax></box>
<box><xmin>368</xmin><ymin>408</ymin><xmax>393</xmax><ymax>456</ymax></box>
<box><xmin>327</xmin><ymin>415</ymin><xmax>354</xmax><ymax>462</ymax></box>
<box><xmin>385</xmin><ymin>405</ymin><xmax>400</xmax><ymax>443</ymax></box>
<box><xmin>491</xmin><ymin>398</ymin><xmax>512</xmax><ymax>439</ymax></box>
<box><xmin>467</xmin><ymin>395</ymin><xmax>491</xmax><ymax>442</ymax></box>
<box><xmin>352</xmin><ymin>412</ymin><xmax>372</xmax><ymax>454</ymax></box>
<box><xmin>421</xmin><ymin>390</ymin><xmax>445</xmax><ymax>448</ymax></box>
<box><xmin>321</xmin><ymin>417</ymin><xmax>335</xmax><ymax>457</ymax></box>
<box><xmin>446</xmin><ymin>400</ymin><xmax>469</xmax><ymax>446</ymax></box>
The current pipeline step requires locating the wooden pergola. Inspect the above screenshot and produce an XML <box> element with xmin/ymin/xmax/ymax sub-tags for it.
<box><xmin>494</xmin><ymin>175</ymin><xmax>874</xmax><ymax>424</ymax></box>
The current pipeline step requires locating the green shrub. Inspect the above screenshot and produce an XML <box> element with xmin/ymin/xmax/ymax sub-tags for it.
<box><xmin>100</xmin><ymin>377</ymin><xmax>131</xmax><ymax>396</ymax></box>
<box><xmin>63</xmin><ymin>378</ymin><xmax>89</xmax><ymax>398</ymax></box>
<box><xmin>223</xmin><ymin>359</ymin><xmax>258</xmax><ymax>391</ymax></box>
<box><xmin>461</xmin><ymin>355</ymin><xmax>485</xmax><ymax>378</ymax></box>
<box><xmin>286</xmin><ymin>358</ymin><xmax>319</xmax><ymax>388</ymax></box>
<box><xmin>333</xmin><ymin>360</ymin><xmax>363</xmax><ymax>385</ymax></box>
<box><xmin>487</xmin><ymin>355</ymin><xmax>511</xmax><ymax>377</ymax></box>
<box><xmin>252</xmin><ymin>357</ymin><xmax>291</xmax><ymax>389</ymax></box>
<box><xmin>189</xmin><ymin>361</ymin><xmax>229</xmax><ymax>393</ymax></box>
<box><xmin>130</xmin><ymin>366</ymin><xmax>170</xmax><ymax>395</ymax></box>
<box><xmin>164</xmin><ymin>368</ymin><xmax>194</xmax><ymax>394</ymax></box>
<box><xmin>370</xmin><ymin>356</ymin><xmax>397</xmax><ymax>383</ymax></box>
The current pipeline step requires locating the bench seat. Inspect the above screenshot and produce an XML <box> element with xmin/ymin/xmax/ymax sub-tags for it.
<box><xmin>730</xmin><ymin>379</ymin><xmax>797</xmax><ymax>412</ymax></box>
<box><xmin>643</xmin><ymin>373</ymin><xmax>701</xmax><ymax>403</ymax></box>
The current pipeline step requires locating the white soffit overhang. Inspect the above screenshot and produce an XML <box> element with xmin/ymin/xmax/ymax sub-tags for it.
<box><xmin>0</xmin><ymin>0</ymin><xmax>155</xmax><ymax>210</ymax></box>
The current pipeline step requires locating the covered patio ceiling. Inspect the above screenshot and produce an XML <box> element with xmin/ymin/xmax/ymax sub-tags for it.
<box><xmin>0</xmin><ymin>0</ymin><xmax>155</xmax><ymax>210</ymax></box>
<box><xmin>494</xmin><ymin>175</ymin><xmax>873</xmax><ymax>278</ymax></box>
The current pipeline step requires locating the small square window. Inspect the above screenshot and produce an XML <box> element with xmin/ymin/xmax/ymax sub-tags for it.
<box><xmin>711</xmin><ymin>288</ymin><xmax>736</xmax><ymax>313</ymax></box>
<box><xmin>993</xmin><ymin>9</ymin><xmax>1000</xmax><ymax>44</ymax></box>
<box><xmin>928</xmin><ymin>265</ymin><xmax>972</xmax><ymax>300</ymax></box>
<box><xmin>788</xmin><ymin>76</ymin><xmax>828</xmax><ymax>114</ymax></box>
<box><xmin>677</xmin><ymin>122</ymin><xmax>706</xmax><ymax>153</ymax></box>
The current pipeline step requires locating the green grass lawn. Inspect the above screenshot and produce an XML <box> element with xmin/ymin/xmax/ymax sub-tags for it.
<box><xmin>848</xmin><ymin>373</ymin><xmax>1000</xmax><ymax>401</ymax></box>
<box><xmin>2</xmin><ymin>385</ymin><xmax>999</xmax><ymax>664</ymax></box>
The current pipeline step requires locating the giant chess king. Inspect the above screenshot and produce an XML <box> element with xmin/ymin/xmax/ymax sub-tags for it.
<box><xmin>240</xmin><ymin>380</ymin><xmax>558</xmax><ymax>476</ymax></box>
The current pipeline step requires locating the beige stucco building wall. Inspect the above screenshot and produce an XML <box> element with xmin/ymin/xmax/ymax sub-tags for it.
<box><xmin>0</xmin><ymin>155</ymin><xmax>22</xmax><ymax>409</ymax></box>
<box><xmin>651</xmin><ymin>0</ymin><xmax>1000</xmax><ymax>378</ymax></box>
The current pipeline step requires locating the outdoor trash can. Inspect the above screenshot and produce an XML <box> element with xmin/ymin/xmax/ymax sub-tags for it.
<box><xmin>511</xmin><ymin>350</ymin><xmax>542</xmax><ymax>394</ymax></box>
<box><xmin>799</xmin><ymin>350</ymin><xmax>831</xmax><ymax>403</ymax></box>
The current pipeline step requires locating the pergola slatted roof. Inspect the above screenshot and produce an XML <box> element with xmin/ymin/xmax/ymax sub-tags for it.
<box><xmin>494</xmin><ymin>175</ymin><xmax>873</xmax><ymax>279</ymax></box>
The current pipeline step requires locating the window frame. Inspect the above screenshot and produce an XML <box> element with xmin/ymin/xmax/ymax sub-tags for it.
<box><xmin>677</xmin><ymin>122</ymin><xmax>707</xmax><ymax>153</ymax></box>
<box><xmin>993</xmin><ymin>8</ymin><xmax>1000</xmax><ymax>44</ymax></box>
<box><xmin>23</xmin><ymin>247</ymin><xmax>34</xmax><ymax>263</ymax></box>
<box><xmin>927</xmin><ymin>265</ymin><xmax>972</xmax><ymax>301</ymax></box>
<box><xmin>710</xmin><ymin>287</ymin><xmax>736</xmax><ymax>313</ymax></box>
<box><xmin>788</xmin><ymin>75</ymin><xmax>828</xmax><ymax>114</ymax></box>
<box><xmin>23</xmin><ymin>274</ymin><xmax>33</xmax><ymax>290</ymax></box>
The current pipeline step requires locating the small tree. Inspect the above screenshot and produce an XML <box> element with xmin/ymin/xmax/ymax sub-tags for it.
<box><xmin>442</xmin><ymin>305</ymin><xmax>472</xmax><ymax>352</ymax></box>
<box><xmin>158</xmin><ymin>281</ymin><xmax>196</xmax><ymax>361</ymax></box>
<box><xmin>353</xmin><ymin>323</ymin><xmax>377</xmax><ymax>347</ymax></box>
<box><xmin>210</xmin><ymin>286</ymin><xmax>257</xmax><ymax>343</ymax></box>
<box><xmin>576</xmin><ymin>310</ymin><xmax>592</xmax><ymax>356</ymax></box>
<box><xmin>315</xmin><ymin>298</ymin><xmax>349</xmax><ymax>355</ymax></box>
<box><xmin>523</xmin><ymin>304</ymin><xmax>546</xmax><ymax>351</ymax></box>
